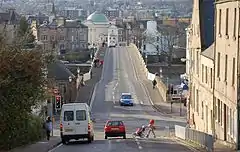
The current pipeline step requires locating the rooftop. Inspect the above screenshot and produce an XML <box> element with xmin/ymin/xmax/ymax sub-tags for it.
<box><xmin>86</xmin><ymin>11</ymin><xmax>109</xmax><ymax>23</ymax></box>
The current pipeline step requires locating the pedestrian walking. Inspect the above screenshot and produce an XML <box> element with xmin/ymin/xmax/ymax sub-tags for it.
<box><xmin>152</xmin><ymin>79</ymin><xmax>157</xmax><ymax>89</ymax></box>
<box><xmin>44</xmin><ymin>116</ymin><xmax>52</xmax><ymax>141</ymax></box>
<box><xmin>146</xmin><ymin>119</ymin><xmax>156</xmax><ymax>138</ymax></box>
<box><xmin>100</xmin><ymin>60</ymin><xmax>104</xmax><ymax>67</ymax></box>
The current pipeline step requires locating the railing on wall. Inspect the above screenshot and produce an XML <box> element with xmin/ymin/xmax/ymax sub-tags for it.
<box><xmin>175</xmin><ymin>125</ymin><xmax>214</xmax><ymax>152</ymax></box>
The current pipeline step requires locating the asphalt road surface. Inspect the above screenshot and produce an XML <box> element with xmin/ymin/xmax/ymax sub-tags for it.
<box><xmin>51</xmin><ymin>46</ymin><xmax>193</xmax><ymax>152</ymax></box>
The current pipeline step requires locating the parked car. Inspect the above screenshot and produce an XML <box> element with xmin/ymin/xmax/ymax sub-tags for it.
<box><xmin>104</xmin><ymin>120</ymin><xmax>126</xmax><ymax>139</ymax></box>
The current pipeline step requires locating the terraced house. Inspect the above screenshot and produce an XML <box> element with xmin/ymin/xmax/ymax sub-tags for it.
<box><xmin>188</xmin><ymin>0</ymin><xmax>240</xmax><ymax>149</ymax></box>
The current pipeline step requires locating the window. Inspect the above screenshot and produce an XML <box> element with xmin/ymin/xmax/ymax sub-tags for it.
<box><xmin>41</xmin><ymin>35</ymin><xmax>47</xmax><ymax>40</ymax></box>
<box><xmin>210</xmin><ymin>110</ymin><xmax>213</xmax><ymax>129</ymax></box>
<box><xmin>217</xmin><ymin>99</ymin><xmax>220</xmax><ymax>123</ymax></box>
<box><xmin>196</xmin><ymin>89</ymin><xmax>199</xmax><ymax>113</ymax></box>
<box><xmin>60</xmin><ymin>36</ymin><xmax>64</xmax><ymax>40</ymax></box>
<box><xmin>50</xmin><ymin>35</ymin><xmax>55</xmax><ymax>41</ymax></box>
<box><xmin>196</xmin><ymin>51</ymin><xmax>199</xmax><ymax>75</ymax></box>
<box><xmin>217</xmin><ymin>52</ymin><xmax>220</xmax><ymax>77</ymax></box>
<box><xmin>64</xmin><ymin>111</ymin><xmax>74</xmax><ymax>121</ymax></box>
<box><xmin>210</xmin><ymin>68</ymin><xmax>213</xmax><ymax>88</ymax></box>
<box><xmin>205</xmin><ymin>66</ymin><xmax>208</xmax><ymax>84</ymax></box>
<box><xmin>76</xmin><ymin>110</ymin><xmax>86</xmax><ymax>121</ymax></box>
<box><xmin>225</xmin><ymin>8</ymin><xmax>229</xmax><ymax>36</ymax></box>
<box><xmin>225</xmin><ymin>55</ymin><xmax>228</xmax><ymax>81</ymax></box>
<box><xmin>202</xmin><ymin>64</ymin><xmax>204</xmax><ymax>82</ymax></box>
<box><xmin>201</xmin><ymin>102</ymin><xmax>204</xmax><ymax>119</ymax></box>
<box><xmin>107</xmin><ymin>121</ymin><xmax>123</xmax><ymax>126</ymax></box>
<box><xmin>218</xmin><ymin>9</ymin><xmax>222</xmax><ymax>35</ymax></box>
<box><xmin>230</xmin><ymin>109</ymin><xmax>233</xmax><ymax>135</ymax></box>
<box><xmin>192</xmin><ymin>85</ymin><xmax>195</xmax><ymax>109</ymax></box>
<box><xmin>232</xmin><ymin>58</ymin><xmax>236</xmax><ymax>86</ymax></box>
<box><xmin>60</xmin><ymin>44</ymin><xmax>64</xmax><ymax>49</ymax></box>
<box><xmin>233</xmin><ymin>8</ymin><xmax>237</xmax><ymax>37</ymax></box>
<box><xmin>220</xmin><ymin>102</ymin><xmax>223</xmax><ymax>126</ymax></box>
<box><xmin>122</xmin><ymin>94</ymin><xmax>132</xmax><ymax>99</ymax></box>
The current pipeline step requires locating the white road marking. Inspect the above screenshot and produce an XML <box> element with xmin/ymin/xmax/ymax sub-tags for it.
<box><xmin>136</xmin><ymin>141</ymin><xmax>140</xmax><ymax>145</ymax></box>
<box><xmin>140</xmin><ymin>101</ymin><xmax>143</xmax><ymax>105</ymax></box>
<box><xmin>48</xmin><ymin>143</ymin><xmax>63</xmax><ymax>152</ymax></box>
<box><xmin>108</xmin><ymin>139</ymin><xmax>112</xmax><ymax>150</ymax></box>
<box><xmin>138</xmin><ymin>146</ymin><xmax>143</xmax><ymax>149</ymax></box>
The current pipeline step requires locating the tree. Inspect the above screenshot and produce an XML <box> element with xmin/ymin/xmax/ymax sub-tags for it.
<box><xmin>0</xmin><ymin>36</ymin><xmax>47</xmax><ymax>150</ymax></box>
<box><xmin>17</xmin><ymin>17</ymin><xmax>36</xmax><ymax>48</ymax></box>
<box><xmin>143</xmin><ymin>22</ymin><xmax>188</xmax><ymax>66</ymax></box>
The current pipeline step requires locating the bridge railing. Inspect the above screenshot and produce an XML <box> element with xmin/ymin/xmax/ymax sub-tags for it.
<box><xmin>129</xmin><ymin>43</ymin><xmax>167</xmax><ymax>102</ymax></box>
<box><xmin>175</xmin><ymin>125</ymin><xmax>214</xmax><ymax>152</ymax></box>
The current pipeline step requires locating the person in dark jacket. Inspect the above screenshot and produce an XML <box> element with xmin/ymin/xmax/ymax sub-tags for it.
<box><xmin>45</xmin><ymin>116</ymin><xmax>52</xmax><ymax>141</ymax></box>
<box><xmin>152</xmin><ymin>79</ymin><xmax>157</xmax><ymax>89</ymax></box>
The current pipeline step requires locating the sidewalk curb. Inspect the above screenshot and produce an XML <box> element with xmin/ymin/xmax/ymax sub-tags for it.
<box><xmin>47</xmin><ymin>142</ymin><xmax>62</xmax><ymax>152</ymax></box>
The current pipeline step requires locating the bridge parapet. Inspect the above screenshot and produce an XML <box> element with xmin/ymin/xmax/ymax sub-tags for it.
<box><xmin>129</xmin><ymin>43</ymin><xmax>167</xmax><ymax>102</ymax></box>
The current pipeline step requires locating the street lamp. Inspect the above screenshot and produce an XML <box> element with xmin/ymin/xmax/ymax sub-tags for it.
<box><xmin>145</xmin><ymin>54</ymin><xmax>148</xmax><ymax>65</ymax></box>
<box><xmin>180</xmin><ymin>58</ymin><xmax>187</xmax><ymax>62</ymax></box>
<box><xmin>77</xmin><ymin>67</ymin><xmax>80</xmax><ymax>75</ymax></box>
<box><xmin>68</xmin><ymin>76</ymin><xmax>72</xmax><ymax>102</ymax></box>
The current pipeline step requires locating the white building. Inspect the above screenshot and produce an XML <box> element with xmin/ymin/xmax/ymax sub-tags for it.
<box><xmin>107</xmin><ymin>24</ymin><xmax>118</xmax><ymax>47</ymax></box>
<box><xmin>141</xmin><ymin>21</ymin><xmax>159</xmax><ymax>55</ymax></box>
<box><xmin>83</xmin><ymin>11</ymin><xmax>119</xmax><ymax>47</ymax></box>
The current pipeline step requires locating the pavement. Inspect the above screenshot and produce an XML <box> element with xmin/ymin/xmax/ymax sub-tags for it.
<box><xmin>49</xmin><ymin>46</ymin><xmax>200</xmax><ymax>152</ymax></box>
<box><xmin>75</xmin><ymin>47</ymin><xmax>106</xmax><ymax>104</ymax></box>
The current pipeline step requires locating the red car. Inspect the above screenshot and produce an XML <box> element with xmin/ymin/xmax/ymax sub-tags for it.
<box><xmin>104</xmin><ymin>120</ymin><xmax>126</xmax><ymax>139</ymax></box>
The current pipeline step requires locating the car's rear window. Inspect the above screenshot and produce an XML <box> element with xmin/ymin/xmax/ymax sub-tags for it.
<box><xmin>122</xmin><ymin>95</ymin><xmax>131</xmax><ymax>99</ymax></box>
<box><xmin>64</xmin><ymin>111</ymin><xmax>74</xmax><ymax>121</ymax></box>
<box><xmin>76</xmin><ymin>110</ymin><xmax>86</xmax><ymax>121</ymax></box>
<box><xmin>107</xmin><ymin>121</ymin><xmax>123</xmax><ymax>126</ymax></box>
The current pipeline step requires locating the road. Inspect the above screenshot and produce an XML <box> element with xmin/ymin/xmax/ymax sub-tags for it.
<box><xmin>51</xmin><ymin>46</ymin><xmax>193</xmax><ymax>152</ymax></box>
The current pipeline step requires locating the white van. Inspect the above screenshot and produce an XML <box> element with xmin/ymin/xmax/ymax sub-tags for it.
<box><xmin>60</xmin><ymin>103</ymin><xmax>94</xmax><ymax>144</ymax></box>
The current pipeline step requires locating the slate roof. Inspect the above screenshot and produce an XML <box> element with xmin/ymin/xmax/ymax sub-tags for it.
<box><xmin>47</xmin><ymin>60</ymin><xmax>75</xmax><ymax>81</ymax></box>
<box><xmin>199</xmin><ymin>0</ymin><xmax>214</xmax><ymax>49</ymax></box>
<box><xmin>64</xmin><ymin>20</ymin><xmax>88</xmax><ymax>28</ymax></box>
<box><xmin>0</xmin><ymin>9</ymin><xmax>20</xmax><ymax>24</ymax></box>
<box><xmin>201</xmin><ymin>43</ymin><xmax>214</xmax><ymax>60</ymax></box>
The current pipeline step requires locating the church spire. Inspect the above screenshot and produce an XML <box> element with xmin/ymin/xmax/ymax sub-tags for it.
<box><xmin>51</xmin><ymin>1</ymin><xmax>56</xmax><ymax>18</ymax></box>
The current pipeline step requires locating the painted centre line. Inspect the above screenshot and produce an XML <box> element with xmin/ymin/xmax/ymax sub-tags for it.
<box><xmin>135</xmin><ymin>138</ymin><xmax>143</xmax><ymax>150</ymax></box>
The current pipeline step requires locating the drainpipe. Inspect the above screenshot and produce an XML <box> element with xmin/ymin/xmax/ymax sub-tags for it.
<box><xmin>236</xmin><ymin>4</ymin><xmax>240</xmax><ymax>150</ymax></box>
<box><xmin>212</xmin><ymin>0</ymin><xmax>217</xmax><ymax>143</ymax></box>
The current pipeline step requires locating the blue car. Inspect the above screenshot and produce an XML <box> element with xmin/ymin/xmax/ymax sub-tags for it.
<box><xmin>119</xmin><ymin>93</ymin><xmax>134</xmax><ymax>106</ymax></box>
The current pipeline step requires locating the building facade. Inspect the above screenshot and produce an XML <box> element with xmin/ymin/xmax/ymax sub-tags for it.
<box><xmin>83</xmin><ymin>11</ymin><xmax>110</xmax><ymax>46</ymax></box>
<box><xmin>64</xmin><ymin>20</ymin><xmax>88</xmax><ymax>51</ymax></box>
<box><xmin>38</xmin><ymin>18</ymin><xmax>88</xmax><ymax>54</ymax></box>
<box><xmin>187</xmin><ymin>0</ymin><xmax>239</xmax><ymax>148</ymax></box>
<box><xmin>214</xmin><ymin>0</ymin><xmax>238</xmax><ymax>146</ymax></box>
<box><xmin>107</xmin><ymin>24</ymin><xmax>118</xmax><ymax>47</ymax></box>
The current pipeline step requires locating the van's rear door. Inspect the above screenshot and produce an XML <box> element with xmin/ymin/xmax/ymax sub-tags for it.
<box><xmin>74</xmin><ymin>106</ymin><xmax>88</xmax><ymax>135</ymax></box>
<box><xmin>62</xmin><ymin>106</ymin><xmax>75</xmax><ymax>135</ymax></box>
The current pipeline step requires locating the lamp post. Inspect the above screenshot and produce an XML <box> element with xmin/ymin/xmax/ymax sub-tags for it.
<box><xmin>145</xmin><ymin>54</ymin><xmax>148</xmax><ymax>65</ymax></box>
<box><xmin>69</xmin><ymin>76</ymin><xmax>72</xmax><ymax>102</ymax></box>
<box><xmin>77</xmin><ymin>67</ymin><xmax>80</xmax><ymax>76</ymax></box>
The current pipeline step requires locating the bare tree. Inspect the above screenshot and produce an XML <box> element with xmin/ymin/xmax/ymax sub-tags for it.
<box><xmin>143</xmin><ymin>22</ymin><xmax>188</xmax><ymax>66</ymax></box>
